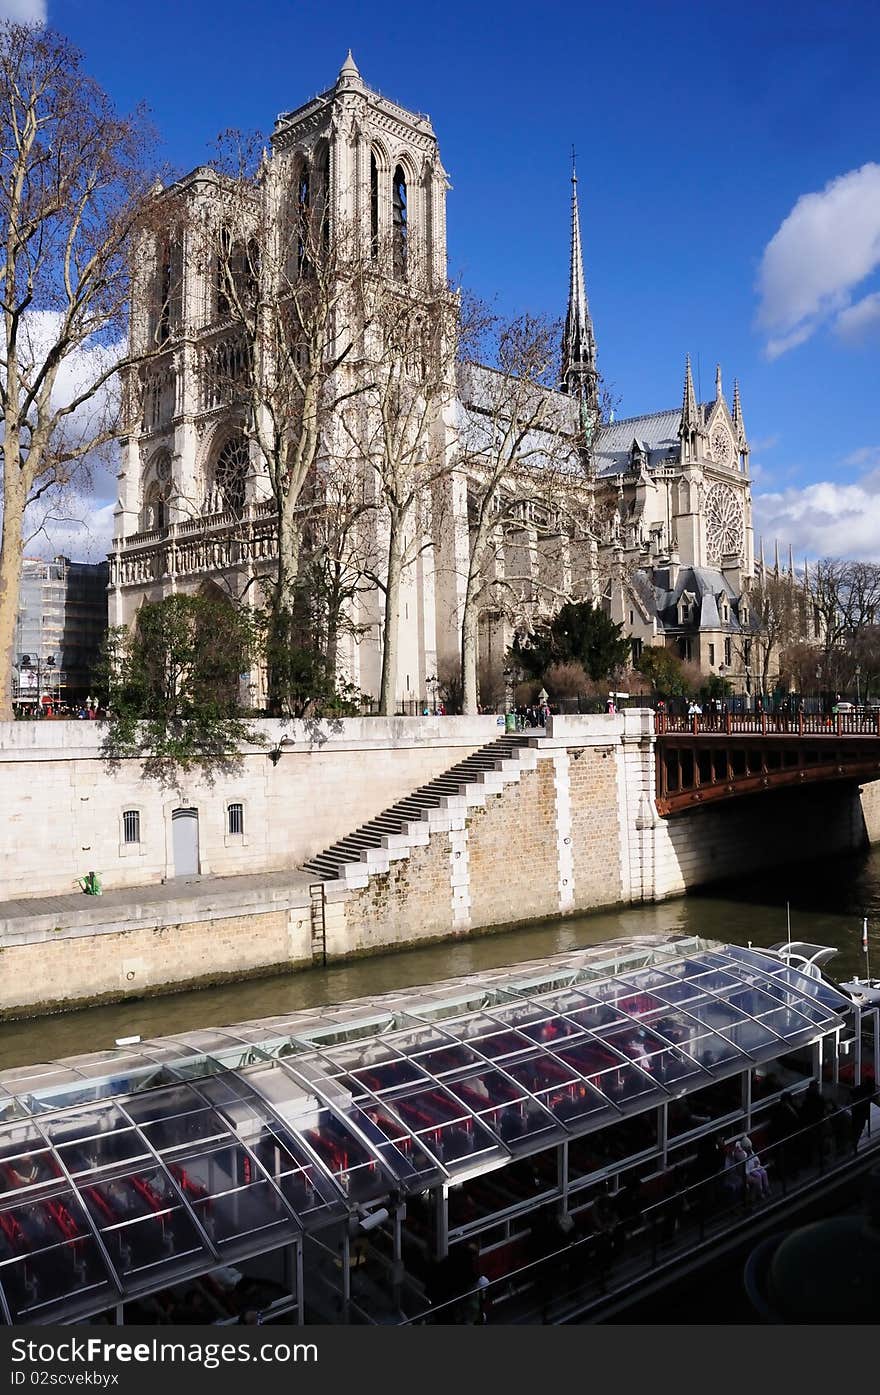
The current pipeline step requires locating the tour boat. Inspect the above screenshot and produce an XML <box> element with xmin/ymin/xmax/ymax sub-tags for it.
<box><xmin>0</xmin><ymin>932</ymin><xmax>877</xmax><ymax>1326</ymax></box>
<box><xmin>768</xmin><ymin>932</ymin><xmax>880</xmax><ymax>1008</ymax></box>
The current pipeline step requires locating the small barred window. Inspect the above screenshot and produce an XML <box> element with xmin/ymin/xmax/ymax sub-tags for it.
<box><xmin>123</xmin><ymin>810</ymin><xmax>141</xmax><ymax>845</ymax></box>
<box><xmin>227</xmin><ymin>802</ymin><xmax>244</xmax><ymax>836</ymax></box>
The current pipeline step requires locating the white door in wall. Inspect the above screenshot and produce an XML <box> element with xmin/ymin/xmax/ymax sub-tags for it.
<box><xmin>172</xmin><ymin>807</ymin><xmax>200</xmax><ymax>877</ymax></box>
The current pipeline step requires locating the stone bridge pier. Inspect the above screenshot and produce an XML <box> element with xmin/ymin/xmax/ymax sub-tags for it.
<box><xmin>572</xmin><ymin>709</ymin><xmax>880</xmax><ymax>905</ymax></box>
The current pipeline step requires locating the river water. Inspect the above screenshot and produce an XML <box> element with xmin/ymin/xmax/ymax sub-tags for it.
<box><xmin>3</xmin><ymin>845</ymin><xmax>880</xmax><ymax>1071</ymax></box>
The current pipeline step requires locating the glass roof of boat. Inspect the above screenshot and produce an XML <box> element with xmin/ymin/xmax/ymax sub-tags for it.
<box><xmin>0</xmin><ymin>936</ymin><xmax>851</xmax><ymax>1324</ymax></box>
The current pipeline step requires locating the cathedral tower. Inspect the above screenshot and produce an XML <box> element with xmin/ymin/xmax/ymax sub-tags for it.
<box><xmin>271</xmin><ymin>52</ymin><xmax>449</xmax><ymax>287</ymax></box>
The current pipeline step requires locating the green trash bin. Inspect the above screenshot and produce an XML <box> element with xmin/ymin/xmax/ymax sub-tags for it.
<box><xmin>505</xmin><ymin>711</ymin><xmax>516</xmax><ymax>733</ymax></box>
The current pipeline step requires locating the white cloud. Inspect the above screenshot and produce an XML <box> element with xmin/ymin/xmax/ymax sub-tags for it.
<box><xmin>835</xmin><ymin>291</ymin><xmax>880</xmax><ymax>343</ymax></box>
<box><xmin>754</xmin><ymin>471</ymin><xmax>880</xmax><ymax>562</ymax></box>
<box><xmin>25</xmin><ymin>492</ymin><xmax>115</xmax><ymax>564</ymax></box>
<box><xmin>0</xmin><ymin>1</ymin><xmax>47</xmax><ymax>21</ymax></box>
<box><xmin>756</xmin><ymin>163</ymin><xmax>880</xmax><ymax>357</ymax></box>
<box><xmin>6</xmin><ymin>311</ymin><xmax>124</xmax><ymax>562</ymax></box>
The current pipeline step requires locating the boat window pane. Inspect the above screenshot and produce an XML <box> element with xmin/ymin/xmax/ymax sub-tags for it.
<box><xmin>0</xmin><ymin>1097</ymin><xmax>24</xmax><ymax>1125</ymax></box>
<box><xmin>297</xmin><ymin>1117</ymin><xmax>388</xmax><ymax>1203</ymax></box>
<box><xmin>190</xmin><ymin>1177</ymin><xmax>296</xmax><ymax>1250</ymax></box>
<box><xmin>444</xmin><ymin>1070</ymin><xmax>525</xmax><ymax>1112</ymax></box>
<box><xmin>539</xmin><ymin>1079</ymin><xmax>612</xmax><ymax>1125</ymax></box>
<box><xmin>140</xmin><ymin>1108</ymin><xmax>229</xmax><ymax>1153</ymax></box>
<box><xmin>464</xmin><ymin>1030</ymin><xmax>532</xmax><ymax>1062</ymax></box>
<box><xmin>688</xmin><ymin>1032</ymin><xmax>744</xmax><ymax>1069</ymax></box>
<box><xmin>391</xmin><ymin>1087</ymin><xmax>472</xmax><ymax>1130</ymax></box>
<box><xmin>715</xmin><ymin>1019</ymin><xmax>782</xmax><ymax>1054</ymax></box>
<box><xmin>42</xmin><ymin>1104</ymin><xmax>132</xmax><ymax>1144</ymax></box>
<box><xmin>653</xmin><ymin>980</ymin><xmax>704</xmax><ymax>1006</ymax></box>
<box><xmin>352</xmin><ymin>1057</ymin><xmax>429</xmax><ymax>1093</ymax></box>
<box><xmin>756</xmin><ymin>1006</ymin><xmax>818</xmax><ymax>1039</ymax></box>
<box><xmin>519</xmin><ymin>1015</ymin><xmax>586</xmax><ymax>1046</ymax></box>
<box><xmin>410</xmin><ymin>1044</ymin><xmax>484</xmax><ymax>1077</ymax></box>
<box><xmin>562</xmin><ymin>1002</ymin><xmax>626</xmax><ymax>1031</ymax></box>
<box><xmin>0</xmin><ymin>1140</ymin><xmax>61</xmax><ymax>1193</ymax></box>
<box><xmin>413</xmin><ymin>1116</ymin><xmax>501</xmax><ymax>1168</ymax></box>
<box><xmin>477</xmin><ymin>1098</ymin><xmax>560</xmax><ymax>1148</ymax></box>
<box><xmin>82</xmin><ymin>1166</ymin><xmax>207</xmax><ymax>1277</ymax></box>
<box><xmin>503</xmin><ymin>1054</ymin><xmax>580</xmax><ymax>1092</ymax></box>
<box><xmin>58</xmin><ymin>1129</ymin><xmax>151</xmax><ymax>1176</ymax></box>
<box><xmin>683</xmin><ymin>999</ymin><xmax>749</xmax><ymax>1031</ymax></box>
<box><xmin>0</xmin><ymin>1225</ymin><xmax>112</xmax><ymax>1322</ymax></box>
<box><xmin>727</xmin><ymin>987</ymin><xmax>795</xmax><ymax>1019</ymax></box>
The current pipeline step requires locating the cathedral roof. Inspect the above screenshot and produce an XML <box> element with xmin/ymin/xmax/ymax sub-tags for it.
<box><xmin>594</xmin><ymin>409</ymin><xmax>682</xmax><ymax>475</ymax></box>
<box><xmin>594</xmin><ymin>404</ymin><xmax>722</xmax><ymax>476</ymax></box>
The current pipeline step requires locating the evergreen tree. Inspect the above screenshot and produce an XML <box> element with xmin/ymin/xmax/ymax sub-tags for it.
<box><xmin>512</xmin><ymin>602</ymin><xmax>630</xmax><ymax>683</ymax></box>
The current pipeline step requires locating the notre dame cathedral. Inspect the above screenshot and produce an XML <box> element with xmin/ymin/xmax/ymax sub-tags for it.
<box><xmin>110</xmin><ymin>53</ymin><xmax>768</xmax><ymax>705</ymax></box>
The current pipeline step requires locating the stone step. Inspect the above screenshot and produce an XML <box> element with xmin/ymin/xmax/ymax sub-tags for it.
<box><xmin>302</xmin><ymin>732</ymin><xmax>543</xmax><ymax>884</ymax></box>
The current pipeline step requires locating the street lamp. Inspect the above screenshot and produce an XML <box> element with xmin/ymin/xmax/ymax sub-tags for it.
<box><xmin>425</xmin><ymin>673</ymin><xmax>438</xmax><ymax>715</ymax></box>
<box><xmin>855</xmin><ymin>664</ymin><xmax>862</xmax><ymax>708</ymax></box>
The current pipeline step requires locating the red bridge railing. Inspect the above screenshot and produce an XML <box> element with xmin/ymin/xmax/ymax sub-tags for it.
<box><xmin>655</xmin><ymin>711</ymin><xmax>880</xmax><ymax>738</ymax></box>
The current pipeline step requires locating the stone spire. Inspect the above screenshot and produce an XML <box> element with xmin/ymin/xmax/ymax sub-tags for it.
<box><xmin>732</xmin><ymin>377</ymin><xmax>747</xmax><ymax>447</ymax></box>
<box><xmin>561</xmin><ymin>153</ymin><xmax>598</xmax><ymax>426</ymax></box>
<box><xmin>337</xmin><ymin>50</ymin><xmax>362</xmax><ymax>85</ymax></box>
<box><xmin>788</xmin><ymin>542</ymin><xmax>795</xmax><ymax>576</ymax></box>
<box><xmin>715</xmin><ymin>363</ymin><xmax>723</xmax><ymax>400</ymax></box>
<box><xmin>682</xmin><ymin>354</ymin><xmax>698</xmax><ymax>426</ymax></box>
<box><xmin>679</xmin><ymin>354</ymin><xmax>703</xmax><ymax>459</ymax></box>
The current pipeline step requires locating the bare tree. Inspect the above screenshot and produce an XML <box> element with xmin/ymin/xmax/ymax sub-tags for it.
<box><xmin>0</xmin><ymin>22</ymin><xmax>155</xmax><ymax>718</ymax></box>
<box><xmin>753</xmin><ymin>569</ymin><xmax>800</xmax><ymax>694</ymax></box>
<box><xmin>342</xmin><ymin>275</ymin><xmax>460</xmax><ymax>714</ymax></box>
<box><xmin>454</xmin><ymin>313</ymin><xmax>591</xmax><ymax>713</ymax></box>
<box><xmin>809</xmin><ymin>558</ymin><xmax>880</xmax><ymax>693</ymax></box>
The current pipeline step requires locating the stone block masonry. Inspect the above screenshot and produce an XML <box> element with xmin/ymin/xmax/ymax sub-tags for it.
<box><xmin>2</xmin><ymin>712</ymin><xmax>880</xmax><ymax>1017</ymax></box>
<box><xmin>0</xmin><ymin>875</ymin><xmax>313</xmax><ymax>1017</ymax></box>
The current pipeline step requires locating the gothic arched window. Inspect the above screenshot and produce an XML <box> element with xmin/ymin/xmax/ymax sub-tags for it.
<box><xmin>141</xmin><ymin>451</ymin><xmax>172</xmax><ymax>531</ymax></box>
<box><xmin>210</xmin><ymin>435</ymin><xmax>248</xmax><ymax>517</ymax></box>
<box><xmin>296</xmin><ymin>155</ymin><xmax>311</xmax><ymax>272</ymax></box>
<box><xmin>315</xmin><ymin>140</ymin><xmax>331</xmax><ymax>254</ymax></box>
<box><xmin>370</xmin><ymin>151</ymin><xmax>379</xmax><ymax>262</ymax></box>
<box><xmin>392</xmin><ymin>165</ymin><xmax>407</xmax><ymax>279</ymax></box>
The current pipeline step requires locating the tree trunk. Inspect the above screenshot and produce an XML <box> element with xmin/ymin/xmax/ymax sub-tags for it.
<box><xmin>0</xmin><ymin>476</ymin><xmax>26</xmax><ymax>722</ymax></box>
<box><xmin>379</xmin><ymin>518</ymin><xmax>404</xmax><ymax>717</ymax></box>
<box><xmin>461</xmin><ymin>577</ymin><xmax>480</xmax><ymax>715</ymax></box>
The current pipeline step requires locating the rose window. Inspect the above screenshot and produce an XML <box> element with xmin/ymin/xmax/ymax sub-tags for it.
<box><xmin>705</xmin><ymin>483</ymin><xmax>743</xmax><ymax>562</ymax></box>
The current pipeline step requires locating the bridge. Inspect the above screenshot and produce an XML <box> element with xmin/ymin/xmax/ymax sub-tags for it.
<box><xmin>654</xmin><ymin>710</ymin><xmax>880</xmax><ymax>816</ymax></box>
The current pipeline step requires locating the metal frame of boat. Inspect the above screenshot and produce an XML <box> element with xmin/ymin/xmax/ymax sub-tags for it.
<box><xmin>0</xmin><ymin>934</ymin><xmax>877</xmax><ymax>1325</ymax></box>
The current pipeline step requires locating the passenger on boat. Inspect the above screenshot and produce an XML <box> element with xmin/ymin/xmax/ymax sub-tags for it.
<box><xmin>768</xmin><ymin>1091</ymin><xmax>801</xmax><ymax>1176</ymax></box>
<box><xmin>740</xmin><ymin>1137</ymin><xmax>770</xmax><ymax>1199</ymax></box>
<box><xmin>798</xmin><ymin>1080</ymin><xmax>828</xmax><ymax>1164</ymax></box>
<box><xmin>722</xmin><ymin>1137</ymin><xmax>747</xmax><ymax>1197</ymax></box>
<box><xmin>850</xmin><ymin>1078</ymin><xmax>877</xmax><ymax>1151</ymax></box>
<box><xmin>589</xmin><ymin>1186</ymin><xmax>623</xmax><ymax>1268</ymax></box>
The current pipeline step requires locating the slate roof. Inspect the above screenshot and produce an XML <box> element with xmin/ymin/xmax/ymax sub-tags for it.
<box><xmin>593</xmin><ymin>404</ymin><xmax>714</xmax><ymax>477</ymax></box>
<box><xmin>640</xmin><ymin>565</ymin><xmax>743</xmax><ymax>632</ymax></box>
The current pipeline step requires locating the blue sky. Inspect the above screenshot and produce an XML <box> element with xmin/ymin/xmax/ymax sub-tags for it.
<box><xmin>10</xmin><ymin>0</ymin><xmax>880</xmax><ymax>560</ymax></box>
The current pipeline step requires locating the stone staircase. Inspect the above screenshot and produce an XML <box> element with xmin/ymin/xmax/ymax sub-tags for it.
<box><xmin>303</xmin><ymin>732</ymin><xmax>542</xmax><ymax>890</ymax></box>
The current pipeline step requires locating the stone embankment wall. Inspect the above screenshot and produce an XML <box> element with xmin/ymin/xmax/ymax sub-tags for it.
<box><xmin>0</xmin><ymin>716</ymin><xmax>499</xmax><ymax>902</ymax></box>
<box><xmin>859</xmin><ymin>778</ymin><xmax>880</xmax><ymax>844</ymax></box>
<box><xmin>1</xmin><ymin>711</ymin><xmax>879</xmax><ymax>1017</ymax></box>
